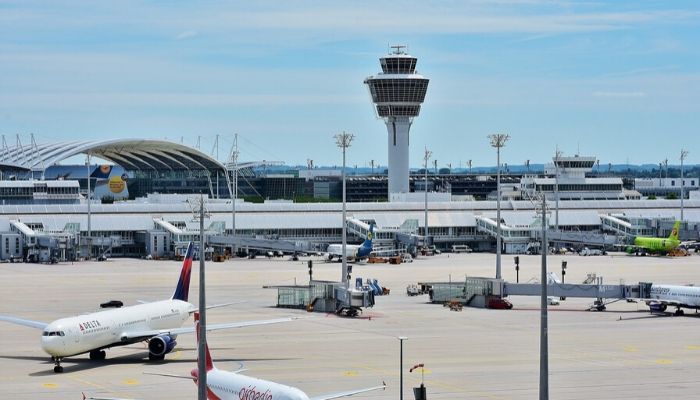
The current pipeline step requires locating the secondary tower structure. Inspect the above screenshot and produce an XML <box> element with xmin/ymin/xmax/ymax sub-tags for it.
<box><xmin>365</xmin><ymin>45</ymin><xmax>429</xmax><ymax>195</ymax></box>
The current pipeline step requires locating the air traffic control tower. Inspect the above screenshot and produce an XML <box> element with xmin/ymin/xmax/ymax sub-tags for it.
<box><xmin>365</xmin><ymin>45</ymin><xmax>429</xmax><ymax>195</ymax></box>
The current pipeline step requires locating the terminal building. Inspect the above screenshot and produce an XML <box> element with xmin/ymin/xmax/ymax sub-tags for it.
<box><xmin>634</xmin><ymin>177</ymin><xmax>699</xmax><ymax>198</ymax></box>
<box><xmin>520</xmin><ymin>155</ymin><xmax>639</xmax><ymax>201</ymax></box>
<box><xmin>1</xmin><ymin>139</ymin><xmax>699</xmax><ymax>261</ymax></box>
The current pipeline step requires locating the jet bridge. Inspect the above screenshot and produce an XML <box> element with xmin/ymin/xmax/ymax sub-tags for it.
<box><xmin>209</xmin><ymin>235</ymin><xmax>325</xmax><ymax>254</ymax></box>
<box><xmin>264</xmin><ymin>279</ymin><xmax>375</xmax><ymax>317</ymax></box>
<box><xmin>423</xmin><ymin>276</ymin><xmax>653</xmax><ymax>310</ymax></box>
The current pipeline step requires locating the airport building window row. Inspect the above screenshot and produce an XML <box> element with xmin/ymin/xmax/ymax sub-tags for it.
<box><xmin>555</xmin><ymin>160</ymin><xmax>596</xmax><ymax>169</ymax></box>
<box><xmin>380</xmin><ymin>57</ymin><xmax>418</xmax><ymax>74</ymax></box>
<box><xmin>366</xmin><ymin>78</ymin><xmax>429</xmax><ymax>103</ymax></box>
<box><xmin>535</xmin><ymin>184</ymin><xmax>623</xmax><ymax>192</ymax></box>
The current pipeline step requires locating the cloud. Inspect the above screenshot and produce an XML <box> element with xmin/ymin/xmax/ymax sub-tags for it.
<box><xmin>592</xmin><ymin>91</ymin><xmax>646</xmax><ymax>98</ymax></box>
<box><xmin>175</xmin><ymin>30</ymin><xmax>198</xmax><ymax>40</ymax></box>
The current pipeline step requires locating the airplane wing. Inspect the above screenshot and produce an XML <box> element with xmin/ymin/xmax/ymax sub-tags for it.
<box><xmin>82</xmin><ymin>392</ymin><xmax>135</xmax><ymax>400</ymax></box>
<box><xmin>0</xmin><ymin>315</ymin><xmax>48</xmax><ymax>330</ymax></box>
<box><xmin>143</xmin><ymin>371</ymin><xmax>194</xmax><ymax>380</ymax></box>
<box><xmin>121</xmin><ymin>317</ymin><xmax>296</xmax><ymax>340</ymax></box>
<box><xmin>144</xmin><ymin>365</ymin><xmax>247</xmax><ymax>379</ymax></box>
<box><xmin>187</xmin><ymin>301</ymin><xmax>247</xmax><ymax>313</ymax></box>
<box><xmin>309</xmin><ymin>383</ymin><xmax>386</xmax><ymax>400</ymax></box>
<box><xmin>371</xmin><ymin>249</ymin><xmax>400</xmax><ymax>255</ymax></box>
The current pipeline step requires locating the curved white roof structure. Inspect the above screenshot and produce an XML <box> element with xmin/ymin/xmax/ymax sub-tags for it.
<box><xmin>0</xmin><ymin>139</ymin><xmax>225</xmax><ymax>172</ymax></box>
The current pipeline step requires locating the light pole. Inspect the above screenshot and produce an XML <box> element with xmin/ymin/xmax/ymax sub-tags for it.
<box><xmin>229</xmin><ymin>134</ymin><xmax>238</xmax><ymax>242</ymax></box>
<box><xmin>86</xmin><ymin>153</ymin><xmax>91</xmax><ymax>259</ymax></box>
<box><xmin>398</xmin><ymin>336</ymin><xmax>408</xmax><ymax>400</ymax></box>
<box><xmin>423</xmin><ymin>147</ymin><xmax>432</xmax><ymax>241</ymax></box>
<box><xmin>538</xmin><ymin>193</ymin><xmax>549</xmax><ymax>400</ymax></box>
<box><xmin>335</xmin><ymin>131</ymin><xmax>354</xmax><ymax>286</ymax></box>
<box><xmin>554</xmin><ymin>149</ymin><xmax>562</xmax><ymax>232</ymax></box>
<box><xmin>489</xmin><ymin>133</ymin><xmax>510</xmax><ymax>280</ymax></box>
<box><xmin>681</xmin><ymin>149</ymin><xmax>688</xmax><ymax>223</ymax></box>
<box><xmin>197</xmin><ymin>195</ymin><xmax>207</xmax><ymax>400</ymax></box>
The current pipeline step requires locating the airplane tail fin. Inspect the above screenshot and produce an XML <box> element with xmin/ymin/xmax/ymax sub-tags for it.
<box><xmin>194</xmin><ymin>312</ymin><xmax>214</xmax><ymax>372</ymax></box>
<box><xmin>172</xmin><ymin>242</ymin><xmax>195</xmax><ymax>302</ymax></box>
<box><xmin>669</xmin><ymin>221</ymin><xmax>681</xmax><ymax>241</ymax></box>
<box><xmin>361</xmin><ymin>224</ymin><xmax>374</xmax><ymax>251</ymax></box>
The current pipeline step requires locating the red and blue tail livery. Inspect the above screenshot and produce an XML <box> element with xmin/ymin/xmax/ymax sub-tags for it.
<box><xmin>172</xmin><ymin>242</ymin><xmax>195</xmax><ymax>302</ymax></box>
<box><xmin>193</xmin><ymin>312</ymin><xmax>214</xmax><ymax>372</ymax></box>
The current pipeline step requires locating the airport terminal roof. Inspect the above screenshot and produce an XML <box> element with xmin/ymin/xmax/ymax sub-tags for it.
<box><xmin>0</xmin><ymin>139</ymin><xmax>226</xmax><ymax>173</ymax></box>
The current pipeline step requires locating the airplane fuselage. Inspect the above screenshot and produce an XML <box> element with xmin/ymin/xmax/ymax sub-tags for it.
<box><xmin>633</xmin><ymin>236</ymin><xmax>680</xmax><ymax>253</ymax></box>
<box><xmin>649</xmin><ymin>284</ymin><xmax>700</xmax><ymax>309</ymax></box>
<box><xmin>202</xmin><ymin>368</ymin><xmax>310</xmax><ymax>400</ymax></box>
<box><xmin>326</xmin><ymin>244</ymin><xmax>366</xmax><ymax>260</ymax></box>
<box><xmin>41</xmin><ymin>299</ymin><xmax>192</xmax><ymax>357</ymax></box>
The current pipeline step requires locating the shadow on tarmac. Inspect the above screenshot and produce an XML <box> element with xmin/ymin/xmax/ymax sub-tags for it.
<box><xmin>0</xmin><ymin>352</ymin><xmax>300</xmax><ymax>376</ymax></box>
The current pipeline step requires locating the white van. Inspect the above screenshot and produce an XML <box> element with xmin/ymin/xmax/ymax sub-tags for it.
<box><xmin>451</xmin><ymin>244</ymin><xmax>473</xmax><ymax>253</ymax></box>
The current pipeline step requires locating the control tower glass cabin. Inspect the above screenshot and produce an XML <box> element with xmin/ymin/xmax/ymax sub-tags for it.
<box><xmin>364</xmin><ymin>46</ymin><xmax>429</xmax><ymax>195</ymax></box>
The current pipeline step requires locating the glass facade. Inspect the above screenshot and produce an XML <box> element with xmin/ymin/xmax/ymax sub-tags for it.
<box><xmin>380</xmin><ymin>57</ymin><xmax>417</xmax><ymax>74</ymax></box>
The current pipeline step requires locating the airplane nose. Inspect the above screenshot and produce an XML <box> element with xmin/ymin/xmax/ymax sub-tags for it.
<box><xmin>41</xmin><ymin>337</ymin><xmax>62</xmax><ymax>356</ymax></box>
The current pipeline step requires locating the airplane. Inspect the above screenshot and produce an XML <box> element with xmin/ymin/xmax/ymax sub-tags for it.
<box><xmin>623</xmin><ymin>220</ymin><xmax>681</xmax><ymax>255</ymax></box>
<box><xmin>0</xmin><ymin>242</ymin><xmax>294</xmax><ymax>373</ymax></box>
<box><xmin>84</xmin><ymin>314</ymin><xmax>385</xmax><ymax>400</ymax></box>
<box><xmin>126</xmin><ymin>312</ymin><xmax>384</xmax><ymax>400</ymax></box>
<box><xmin>644</xmin><ymin>284</ymin><xmax>700</xmax><ymax>316</ymax></box>
<box><xmin>326</xmin><ymin>224</ymin><xmax>374</xmax><ymax>262</ymax></box>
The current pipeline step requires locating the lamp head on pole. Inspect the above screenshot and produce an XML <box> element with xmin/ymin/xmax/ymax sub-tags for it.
<box><xmin>680</xmin><ymin>149</ymin><xmax>689</xmax><ymax>162</ymax></box>
<box><xmin>335</xmin><ymin>131</ymin><xmax>355</xmax><ymax>149</ymax></box>
<box><xmin>423</xmin><ymin>147</ymin><xmax>432</xmax><ymax>167</ymax></box>
<box><xmin>488</xmin><ymin>133</ymin><xmax>510</xmax><ymax>149</ymax></box>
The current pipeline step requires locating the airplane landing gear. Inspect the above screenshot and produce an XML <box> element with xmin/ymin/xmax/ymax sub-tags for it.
<box><xmin>89</xmin><ymin>350</ymin><xmax>106</xmax><ymax>360</ymax></box>
<box><xmin>674</xmin><ymin>308</ymin><xmax>685</xmax><ymax>316</ymax></box>
<box><xmin>52</xmin><ymin>357</ymin><xmax>64</xmax><ymax>373</ymax></box>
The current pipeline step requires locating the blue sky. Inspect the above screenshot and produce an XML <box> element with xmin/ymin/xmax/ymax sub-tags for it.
<box><xmin>1</xmin><ymin>1</ymin><xmax>698</xmax><ymax>169</ymax></box>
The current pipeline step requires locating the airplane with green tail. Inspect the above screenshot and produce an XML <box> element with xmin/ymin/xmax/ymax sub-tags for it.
<box><xmin>626</xmin><ymin>221</ymin><xmax>681</xmax><ymax>255</ymax></box>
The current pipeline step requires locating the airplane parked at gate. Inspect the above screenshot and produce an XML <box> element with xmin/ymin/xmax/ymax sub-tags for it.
<box><xmin>626</xmin><ymin>221</ymin><xmax>682</xmax><ymax>255</ymax></box>
<box><xmin>0</xmin><ymin>242</ymin><xmax>293</xmax><ymax>373</ymax></box>
<box><xmin>645</xmin><ymin>283</ymin><xmax>700</xmax><ymax>315</ymax></box>
<box><xmin>326</xmin><ymin>224</ymin><xmax>375</xmax><ymax>262</ymax></box>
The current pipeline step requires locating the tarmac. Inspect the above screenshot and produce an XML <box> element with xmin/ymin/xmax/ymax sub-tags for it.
<box><xmin>1</xmin><ymin>251</ymin><xmax>700</xmax><ymax>399</ymax></box>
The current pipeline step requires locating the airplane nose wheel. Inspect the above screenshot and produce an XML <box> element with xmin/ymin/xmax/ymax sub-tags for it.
<box><xmin>52</xmin><ymin>357</ymin><xmax>64</xmax><ymax>373</ymax></box>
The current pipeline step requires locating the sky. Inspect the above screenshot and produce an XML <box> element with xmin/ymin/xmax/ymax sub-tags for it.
<box><xmin>1</xmin><ymin>1</ymin><xmax>698</xmax><ymax>169</ymax></box>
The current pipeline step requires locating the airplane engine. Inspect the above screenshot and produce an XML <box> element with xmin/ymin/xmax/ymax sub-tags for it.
<box><xmin>648</xmin><ymin>303</ymin><xmax>667</xmax><ymax>312</ymax></box>
<box><xmin>148</xmin><ymin>334</ymin><xmax>177</xmax><ymax>357</ymax></box>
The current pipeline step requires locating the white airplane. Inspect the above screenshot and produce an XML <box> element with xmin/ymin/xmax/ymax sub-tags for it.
<box><xmin>84</xmin><ymin>312</ymin><xmax>384</xmax><ymax>400</ymax></box>
<box><xmin>0</xmin><ymin>242</ymin><xmax>294</xmax><ymax>373</ymax></box>
<box><xmin>645</xmin><ymin>284</ymin><xmax>700</xmax><ymax>316</ymax></box>
<box><xmin>326</xmin><ymin>224</ymin><xmax>375</xmax><ymax>261</ymax></box>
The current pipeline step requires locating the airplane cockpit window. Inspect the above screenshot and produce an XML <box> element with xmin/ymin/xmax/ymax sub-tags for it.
<box><xmin>42</xmin><ymin>331</ymin><xmax>65</xmax><ymax>337</ymax></box>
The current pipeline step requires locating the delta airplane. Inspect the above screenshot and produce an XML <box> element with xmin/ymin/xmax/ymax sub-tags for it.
<box><xmin>645</xmin><ymin>284</ymin><xmax>700</xmax><ymax>315</ymax></box>
<box><xmin>0</xmin><ymin>242</ymin><xmax>294</xmax><ymax>373</ymax></box>
<box><xmin>326</xmin><ymin>224</ymin><xmax>374</xmax><ymax>262</ymax></box>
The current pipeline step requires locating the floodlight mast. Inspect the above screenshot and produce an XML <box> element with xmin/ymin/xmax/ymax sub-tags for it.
<box><xmin>197</xmin><ymin>195</ymin><xmax>207</xmax><ymax>400</ymax></box>
<box><xmin>335</xmin><ymin>131</ymin><xmax>354</xmax><ymax>287</ymax></box>
<box><xmin>538</xmin><ymin>193</ymin><xmax>549</xmax><ymax>400</ymax></box>
<box><xmin>681</xmin><ymin>149</ymin><xmax>689</xmax><ymax>223</ymax></box>
<box><xmin>489</xmin><ymin>133</ymin><xmax>510</xmax><ymax>280</ymax></box>
<box><xmin>554</xmin><ymin>149</ymin><xmax>563</xmax><ymax>232</ymax></box>
<box><xmin>423</xmin><ymin>147</ymin><xmax>432</xmax><ymax>241</ymax></box>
